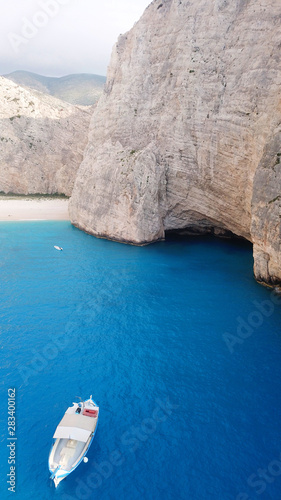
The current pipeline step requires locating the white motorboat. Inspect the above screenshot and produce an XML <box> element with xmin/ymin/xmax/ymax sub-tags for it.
<box><xmin>48</xmin><ymin>396</ymin><xmax>99</xmax><ymax>487</ymax></box>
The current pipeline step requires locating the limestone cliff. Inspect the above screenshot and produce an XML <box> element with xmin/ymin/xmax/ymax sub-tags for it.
<box><xmin>69</xmin><ymin>0</ymin><xmax>281</xmax><ymax>283</ymax></box>
<box><xmin>0</xmin><ymin>77</ymin><xmax>91</xmax><ymax>196</ymax></box>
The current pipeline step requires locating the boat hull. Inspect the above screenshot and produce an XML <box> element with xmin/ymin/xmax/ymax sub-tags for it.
<box><xmin>49</xmin><ymin>397</ymin><xmax>99</xmax><ymax>487</ymax></box>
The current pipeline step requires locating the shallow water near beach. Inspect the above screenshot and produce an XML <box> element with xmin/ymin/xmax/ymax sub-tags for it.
<box><xmin>0</xmin><ymin>221</ymin><xmax>281</xmax><ymax>500</ymax></box>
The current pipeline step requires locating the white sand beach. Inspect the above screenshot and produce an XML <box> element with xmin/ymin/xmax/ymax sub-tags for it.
<box><xmin>0</xmin><ymin>197</ymin><xmax>69</xmax><ymax>221</ymax></box>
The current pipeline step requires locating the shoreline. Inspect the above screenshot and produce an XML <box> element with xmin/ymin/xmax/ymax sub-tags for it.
<box><xmin>0</xmin><ymin>197</ymin><xmax>69</xmax><ymax>221</ymax></box>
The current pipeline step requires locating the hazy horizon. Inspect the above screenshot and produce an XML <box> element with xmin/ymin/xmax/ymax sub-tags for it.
<box><xmin>0</xmin><ymin>0</ymin><xmax>150</xmax><ymax>78</ymax></box>
<box><xmin>2</xmin><ymin>69</ymin><xmax>107</xmax><ymax>78</ymax></box>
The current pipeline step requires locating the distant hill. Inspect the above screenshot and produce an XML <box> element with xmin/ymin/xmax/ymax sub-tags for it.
<box><xmin>4</xmin><ymin>71</ymin><xmax>106</xmax><ymax>106</ymax></box>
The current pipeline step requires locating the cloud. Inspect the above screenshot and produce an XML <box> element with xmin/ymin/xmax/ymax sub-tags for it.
<box><xmin>0</xmin><ymin>0</ymin><xmax>150</xmax><ymax>77</ymax></box>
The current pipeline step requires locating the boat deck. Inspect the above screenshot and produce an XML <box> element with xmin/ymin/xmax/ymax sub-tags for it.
<box><xmin>52</xmin><ymin>438</ymin><xmax>86</xmax><ymax>471</ymax></box>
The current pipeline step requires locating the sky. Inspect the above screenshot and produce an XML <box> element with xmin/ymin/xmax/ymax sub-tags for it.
<box><xmin>0</xmin><ymin>0</ymin><xmax>151</xmax><ymax>77</ymax></box>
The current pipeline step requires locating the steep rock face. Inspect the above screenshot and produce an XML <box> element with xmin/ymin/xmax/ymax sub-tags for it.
<box><xmin>251</xmin><ymin>130</ymin><xmax>281</xmax><ymax>284</ymax></box>
<box><xmin>0</xmin><ymin>77</ymin><xmax>91</xmax><ymax>196</ymax></box>
<box><xmin>70</xmin><ymin>0</ymin><xmax>281</xmax><ymax>282</ymax></box>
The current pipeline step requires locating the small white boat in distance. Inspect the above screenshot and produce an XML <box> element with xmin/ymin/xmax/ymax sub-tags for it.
<box><xmin>49</xmin><ymin>396</ymin><xmax>99</xmax><ymax>488</ymax></box>
<box><xmin>54</xmin><ymin>246</ymin><xmax>63</xmax><ymax>251</ymax></box>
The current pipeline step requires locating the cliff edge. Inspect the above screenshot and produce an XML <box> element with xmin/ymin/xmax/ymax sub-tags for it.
<box><xmin>69</xmin><ymin>0</ymin><xmax>281</xmax><ymax>284</ymax></box>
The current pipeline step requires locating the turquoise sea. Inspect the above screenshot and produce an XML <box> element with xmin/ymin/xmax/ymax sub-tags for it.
<box><xmin>0</xmin><ymin>221</ymin><xmax>281</xmax><ymax>500</ymax></box>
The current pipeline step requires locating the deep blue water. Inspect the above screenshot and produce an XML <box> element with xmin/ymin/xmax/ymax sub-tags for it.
<box><xmin>0</xmin><ymin>222</ymin><xmax>281</xmax><ymax>500</ymax></box>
